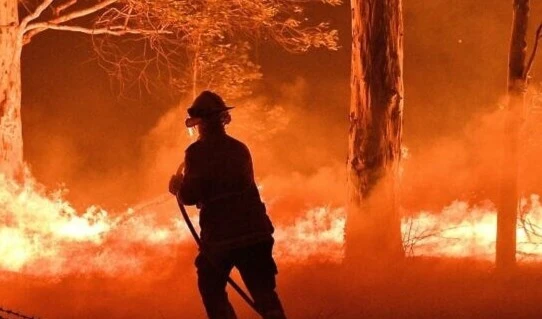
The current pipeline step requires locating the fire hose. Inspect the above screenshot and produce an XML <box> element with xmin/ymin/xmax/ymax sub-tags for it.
<box><xmin>173</xmin><ymin>164</ymin><xmax>264</xmax><ymax>318</ymax></box>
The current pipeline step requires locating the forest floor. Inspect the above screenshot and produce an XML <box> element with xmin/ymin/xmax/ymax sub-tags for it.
<box><xmin>281</xmin><ymin>258</ymin><xmax>542</xmax><ymax>319</ymax></box>
<box><xmin>1</xmin><ymin>256</ymin><xmax>542</xmax><ymax>318</ymax></box>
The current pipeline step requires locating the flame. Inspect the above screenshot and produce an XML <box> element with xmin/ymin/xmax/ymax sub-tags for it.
<box><xmin>2</xmin><ymin>170</ymin><xmax>542</xmax><ymax>277</ymax></box>
<box><xmin>0</xmin><ymin>173</ymin><xmax>189</xmax><ymax>276</ymax></box>
<box><xmin>0</xmin><ymin>173</ymin><xmax>343</xmax><ymax>276</ymax></box>
<box><xmin>274</xmin><ymin>207</ymin><xmax>345</xmax><ymax>263</ymax></box>
<box><xmin>402</xmin><ymin>197</ymin><xmax>542</xmax><ymax>260</ymax></box>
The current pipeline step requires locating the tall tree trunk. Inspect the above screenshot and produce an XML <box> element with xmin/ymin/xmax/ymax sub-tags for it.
<box><xmin>346</xmin><ymin>0</ymin><xmax>404</xmax><ymax>264</ymax></box>
<box><xmin>191</xmin><ymin>34</ymin><xmax>202</xmax><ymax>100</ymax></box>
<box><xmin>0</xmin><ymin>0</ymin><xmax>24</xmax><ymax>179</ymax></box>
<box><xmin>497</xmin><ymin>0</ymin><xmax>529</xmax><ymax>271</ymax></box>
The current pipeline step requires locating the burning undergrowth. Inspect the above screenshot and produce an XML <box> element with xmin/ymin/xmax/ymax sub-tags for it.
<box><xmin>4</xmin><ymin>89</ymin><xmax>542</xmax><ymax>278</ymax></box>
<box><xmin>399</xmin><ymin>106</ymin><xmax>542</xmax><ymax>259</ymax></box>
<box><xmin>0</xmin><ymin>167</ymin><xmax>346</xmax><ymax>277</ymax></box>
<box><xmin>402</xmin><ymin>197</ymin><xmax>542</xmax><ymax>260</ymax></box>
<box><xmin>3</xmin><ymin>165</ymin><xmax>542</xmax><ymax>278</ymax></box>
<box><xmin>0</xmin><ymin>169</ymin><xmax>188</xmax><ymax>277</ymax></box>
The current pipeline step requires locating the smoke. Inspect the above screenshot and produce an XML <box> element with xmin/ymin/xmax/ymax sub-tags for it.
<box><xmin>0</xmin><ymin>75</ymin><xmax>348</xmax><ymax>277</ymax></box>
<box><xmin>401</xmin><ymin>107</ymin><xmax>506</xmax><ymax>213</ymax></box>
<box><xmin>0</xmin><ymin>76</ymin><xmax>349</xmax><ymax>279</ymax></box>
<box><xmin>401</xmin><ymin>91</ymin><xmax>542</xmax><ymax>214</ymax></box>
<box><xmin>9</xmin><ymin>1</ymin><xmax>542</xmax><ymax>317</ymax></box>
<box><xmin>138</xmin><ymin>77</ymin><xmax>347</xmax><ymax>215</ymax></box>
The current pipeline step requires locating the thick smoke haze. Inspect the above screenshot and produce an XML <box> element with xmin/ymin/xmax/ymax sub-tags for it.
<box><xmin>5</xmin><ymin>0</ymin><xmax>542</xmax><ymax>318</ymax></box>
<box><xmin>20</xmin><ymin>0</ymin><xmax>542</xmax><ymax>211</ymax></box>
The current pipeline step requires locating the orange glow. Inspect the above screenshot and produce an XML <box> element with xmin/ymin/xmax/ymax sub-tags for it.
<box><xmin>2</xmin><ymin>168</ymin><xmax>542</xmax><ymax>277</ymax></box>
<box><xmin>402</xmin><ymin>197</ymin><xmax>542</xmax><ymax>260</ymax></box>
<box><xmin>0</xmin><ymin>171</ymin><xmax>190</xmax><ymax>276</ymax></box>
<box><xmin>274</xmin><ymin>207</ymin><xmax>345</xmax><ymax>263</ymax></box>
<box><xmin>188</xmin><ymin>127</ymin><xmax>195</xmax><ymax>138</ymax></box>
<box><xmin>0</xmin><ymin>171</ymin><xmax>345</xmax><ymax>276</ymax></box>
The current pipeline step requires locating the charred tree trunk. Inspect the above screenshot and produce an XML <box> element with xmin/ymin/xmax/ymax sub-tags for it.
<box><xmin>497</xmin><ymin>0</ymin><xmax>529</xmax><ymax>271</ymax></box>
<box><xmin>0</xmin><ymin>0</ymin><xmax>24</xmax><ymax>179</ymax></box>
<box><xmin>346</xmin><ymin>0</ymin><xmax>404</xmax><ymax>264</ymax></box>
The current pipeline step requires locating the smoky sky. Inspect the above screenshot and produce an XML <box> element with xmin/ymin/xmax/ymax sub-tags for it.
<box><xmin>19</xmin><ymin>1</ymin><xmax>542</xmax><ymax>208</ymax></box>
<box><xmin>9</xmin><ymin>3</ymin><xmax>542</xmax><ymax>318</ymax></box>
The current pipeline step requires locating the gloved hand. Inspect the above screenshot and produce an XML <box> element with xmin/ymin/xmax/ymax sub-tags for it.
<box><xmin>169</xmin><ymin>174</ymin><xmax>183</xmax><ymax>196</ymax></box>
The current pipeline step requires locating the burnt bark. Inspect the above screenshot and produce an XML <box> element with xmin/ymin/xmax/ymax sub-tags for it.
<box><xmin>497</xmin><ymin>0</ymin><xmax>530</xmax><ymax>271</ymax></box>
<box><xmin>0</xmin><ymin>0</ymin><xmax>23</xmax><ymax>179</ymax></box>
<box><xmin>346</xmin><ymin>0</ymin><xmax>404</xmax><ymax>264</ymax></box>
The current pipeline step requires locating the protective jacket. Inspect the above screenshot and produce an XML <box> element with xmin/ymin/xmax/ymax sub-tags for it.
<box><xmin>179</xmin><ymin>131</ymin><xmax>274</xmax><ymax>251</ymax></box>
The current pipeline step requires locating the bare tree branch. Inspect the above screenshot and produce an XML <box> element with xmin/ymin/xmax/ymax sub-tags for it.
<box><xmin>524</xmin><ymin>22</ymin><xmax>542</xmax><ymax>79</ymax></box>
<box><xmin>19</xmin><ymin>0</ymin><xmax>339</xmax><ymax>97</ymax></box>
<box><xmin>19</xmin><ymin>0</ymin><xmax>54</xmax><ymax>31</ymax></box>
<box><xmin>24</xmin><ymin>0</ymin><xmax>119</xmax><ymax>33</ymax></box>
<box><xmin>123</xmin><ymin>7</ymin><xmax>134</xmax><ymax>28</ymax></box>
<box><xmin>26</xmin><ymin>24</ymin><xmax>172</xmax><ymax>36</ymax></box>
<box><xmin>54</xmin><ymin>0</ymin><xmax>79</xmax><ymax>16</ymax></box>
<box><xmin>49</xmin><ymin>0</ymin><xmax>118</xmax><ymax>25</ymax></box>
<box><xmin>19</xmin><ymin>0</ymin><xmax>34</xmax><ymax>16</ymax></box>
<box><xmin>22</xmin><ymin>0</ymin><xmax>126</xmax><ymax>43</ymax></box>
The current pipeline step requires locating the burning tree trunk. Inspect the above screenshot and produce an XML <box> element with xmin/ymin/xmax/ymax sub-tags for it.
<box><xmin>0</xmin><ymin>0</ymin><xmax>23</xmax><ymax>179</ymax></box>
<box><xmin>497</xmin><ymin>0</ymin><xmax>530</xmax><ymax>270</ymax></box>
<box><xmin>346</xmin><ymin>0</ymin><xmax>404</xmax><ymax>263</ymax></box>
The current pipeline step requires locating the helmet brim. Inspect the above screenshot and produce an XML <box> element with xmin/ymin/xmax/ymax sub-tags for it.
<box><xmin>185</xmin><ymin>117</ymin><xmax>202</xmax><ymax>128</ymax></box>
<box><xmin>185</xmin><ymin>107</ymin><xmax>234</xmax><ymax>128</ymax></box>
<box><xmin>187</xmin><ymin>106</ymin><xmax>234</xmax><ymax>118</ymax></box>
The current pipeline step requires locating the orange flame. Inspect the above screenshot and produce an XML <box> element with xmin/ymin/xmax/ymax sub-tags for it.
<box><xmin>0</xmin><ymin>173</ymin><xmax>190</xmax><ymax>276</ymax></box>
<box><xmin>402</xmin><ymin>197</ymin><xmax>542</xmax><ymax>260</ymax></box>
<box><xmin>2</xmin><ymin>171</ymin><xmax>542</xmax><ymax>277</ymax></box>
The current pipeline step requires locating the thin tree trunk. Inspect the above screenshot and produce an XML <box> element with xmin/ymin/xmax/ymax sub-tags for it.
<box><xmin>191</xmin><ymin>34</ymin><xmax>202</xmax><ymax>100</ymax></box>
<box><xmin>497</xmin><ymin>0</ymin><xmax>529</xmax><ymax>271</ymax></box>
<box><xmin>191</xmin><ymin>54</ymin><xmax>198</xmax><ymax>100</ymax></box>
<box><xmin>0</xmin><ymin>0</ymin><xmax>24</xmax><ymax>179</ymax></box>
<box><xmin>346</xmin><ymin>0</ymin><xmax>404</xmax><ymax>264</ymax></box>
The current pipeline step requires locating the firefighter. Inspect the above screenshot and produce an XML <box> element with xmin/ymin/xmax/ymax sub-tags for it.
<box><xmin>169</xmin><ymin>91</ymin><xmax>287</xmax><ymax>319</ymax></box>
